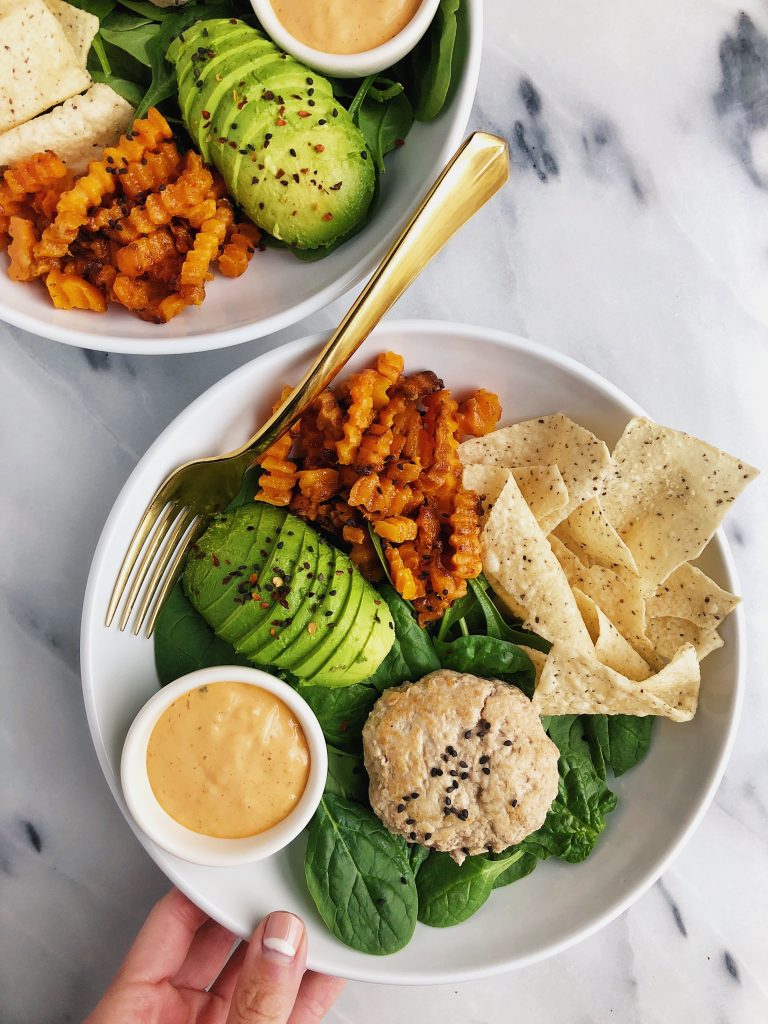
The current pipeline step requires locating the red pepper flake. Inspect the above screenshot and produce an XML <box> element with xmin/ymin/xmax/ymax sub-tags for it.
<box><xmin>249</xmin><ymin>573</ymin><xmax>258</xmax><ymax>584</ymax></box>
<box><xmin>251</xmin><ymin>592</ymin><xmax>262</xmax><ymax>601</ymax></box>
<box><xmin>307</xmin><ymin>621</ymin><xmax>318</xmax><ymax>635</ymax></box>
<box><xmin>314</xmin><ymin>143</ymin><xmax>325</xmax><ymax>153</ymax></box>
<box><xmin>322</xmin><ymin>212</ymin><xmax>333</xmax><ymax>221</ymax></box>
<box><xmin>395</xmin><ymin>138</ymin><xmax>405</xmax><ymax>148</ymax></box>
<box><xmin>276</xmin><ymin>118</ymin><xmax>287</xmax><ymax>126</ymax></box>
<box><xmin>298</xmin><ymin>110</ymin><xmax>310</xmax><ymax>118</ymax></box>
<box><xmin>339</xmin><ymin>720</ymin><xmax>349</xmax><ymax>733</ymax></box>
<box><xmin>201</xmin><ymin>109</ymin><xmax>211</xmax><ymax>119</ymax></box>
<box><xmin>211</xmin><ymin>554</ymin><xmax>220</xmax><ymax>567</ymax></box>
<box><xmin>260</xmin><ymin>601</ymin><xmax>270</xmax><ymax>610</ymax></box>
<box><xmin>275</xmin><ymin>168</ymin><xmax>285</xmax><ymax>178</ymax></box>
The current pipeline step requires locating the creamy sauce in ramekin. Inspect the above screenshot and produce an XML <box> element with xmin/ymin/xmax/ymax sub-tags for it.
<box><xmin>270</xmin><ymin>0</ymin><xmax>423</xmax><ymax>54</ymax></box>
<box><xmin>147</xmin><ymin>682</ymin><xmax>310</xmax><ymax>839</ymax></box>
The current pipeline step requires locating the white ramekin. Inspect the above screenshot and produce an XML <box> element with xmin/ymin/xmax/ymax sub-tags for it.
<box><xmin>120</xmin><ymin>666</ymin><xmax>327</xmax><ymax>867</ymax></box>
<box><xmin>250</xmin><ymin>0</ymin><xmax>441</xmax><ymax>78</ymax></box>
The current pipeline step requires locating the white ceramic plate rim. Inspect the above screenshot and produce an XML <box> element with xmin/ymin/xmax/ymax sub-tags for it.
<box><xmin>0</xmin><ymin>5</ymin><xmax>481</xmax><ymax>356</ymax></box>
<box><xmin>80</xmin><ymin>320</ymin><xmax>745</xmax><ymax>984</ymax></box>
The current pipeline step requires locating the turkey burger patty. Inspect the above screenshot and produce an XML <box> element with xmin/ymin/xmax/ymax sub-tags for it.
<box><xmin>362</xmin><ymin>669</ymin><xmax>559</xmax><ymax>864</ymax></box>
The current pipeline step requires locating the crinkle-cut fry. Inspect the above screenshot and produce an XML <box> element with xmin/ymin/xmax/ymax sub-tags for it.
<box><xmin>120</xmin><ymin>141</ymin><xmax>182</xmax><ymax>200</ymax></box>
<box><xmin>218</xmin><ymin>221</ymin><xmax>260</xmax><ymax>277</ymax></box>
<box><xmin>255</xmin><ymin>457</ymin><xmax>297</xmax><ymax>506</ymax></box>
<box><xmin>186</xmin><ymin>198</ymin><xmax>217</xmax><ymax>228</ymax></box>
<box><xmin>3</xmin><ymin>150</ymin><xmax>68</xmax><ymax>199</ymax></box>
<box><xmin>120</xmin><ymin>152</ymin><xmax>214</xmax><ymax>241</ymax></box>
<box><xmin>0</xmin><ymin>181</ymin><xmax>21</xmax><ymax>219</ymax></box>
<box><xmin>314</xmin><ymin>389</ymin><xmax>344</xmax><ymax>447</ymax></box>
<box><xmin>116</xmin><ymin>228</ymin><xmax>176</xmax><ymax>277</ymax></box>
<box><xmin>155</xmin><ymin>293</ymin><xmax>187</xmax><ymax>323</ymax></box>
<box><xmin>36</xmin><ymin>109</ymin><xmax>174</xmax><ymax>260</ymax></box>
<box><xmin>180</xmin><ymin>199</ymin><xmax>233</xmax><ymax>288</ymax></box>
<box><xmin>179</xmin><ymin>282</ymin><xmax>205</xmax><ymax>305</ymax></box>
<box><xmin>337</xmin><ymin>368</ymin><xmax>379</xmax><ymax>464</ymax></box>
<box><xmin>373</xmin><ymin>515</ymin><xmax>418</xmax><ymax>543</ymax></box>
<box><xmin>45</xmin><ymin>268</ymin><xmax>106</xmax><ymax>312</ymax></box>
<box><xmin>32</xmin><ymin>174</ymin><xmax>74</xmax><ymax>220</ymax></box>
<box><xmin>348</xmin><ymin>474</ymin><xmax>416</xmax><ymax>517</ymax></box>
<box><xmin>371</xmin><ymin>351</ymin><xmax>404</xmax><ymax>407</ymax></box>
<box><xmin>297</xmin><ymin>468</ymin><xmax>340</xmax><ymax>503</ymax></box>
<box><xmin>349</xmin><ymin>533</ymin><xmax>385</xmax><ymax>582</ymax></box>
<box><xmin>297</xmin><ymin>408</ymin><xmax>325</xmax><ymax>467</ymax></box>
<box><xmin>385</xmin><ymin>543</ymin><xmax>424</xmax><ymax>600</ymax></box>
<box><xmin>111</xmin><ymin>274</ymin><xmax>161</xmax><ymax>311</ymax></box>
<box><xmin>355</xmin><ymin>422</ymin><xmax>394</xmax><ymax>471</ymax></box>
<box><xmin>457</xmin><ymin>388</ymin><xmax>502</xmax><ymax>437</ymax></box>
<box><xmin>7</xmin><ymin>216</ymin><xmax>39</xmax><ymax>282</ymax></box>
<box><xmin>420</xmin><ymin>389</ymin><xmax>462</xmax><ymax>501</ymax></box>
<box><xmin>448</xmin><ymin>487</ymin><xmax>483</xmax><ymax>580</ymax></box>
<box><xmin>342</xmin><ymin>524</ymin><xmax>366</xmax><ymax>545</ymax></box>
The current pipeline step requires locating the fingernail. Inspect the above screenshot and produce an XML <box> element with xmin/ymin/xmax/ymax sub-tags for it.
<box><xmin>262</xmin><ymin>911</ymin><xmax>303</xmax><ymax>963</ymax></box>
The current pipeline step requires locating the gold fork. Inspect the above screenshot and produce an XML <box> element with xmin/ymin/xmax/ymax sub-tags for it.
<box><xmin>106</xmin><ymin>131</ymin><xmax>509</xmax><ymax>637</ymax></box>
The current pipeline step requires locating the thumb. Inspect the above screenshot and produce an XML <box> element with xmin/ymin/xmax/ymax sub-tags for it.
<box><xmin>227</xmin><ymin>912</ymin><xmax>307</xmax><ymax>1024</ymax></box>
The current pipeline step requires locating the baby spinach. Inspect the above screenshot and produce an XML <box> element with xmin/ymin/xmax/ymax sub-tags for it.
<box><xmin>154</xmin><ymin>582</ymin><xmax>249</xmax><ymax>686</ymax></box>
<box><xmin>490</xmin><ymin>845</ymin><xmax>538</xmax><ymax>890</ymax></box>
<box><xmin>416</xmin><ymin>847</ymin><xmax>529</xmax><ymax>927</ymax></box>
<box><xmin>366</xmin><ymin>585</ymin><xmax>440</xmax><ymax>692</ymax></box>
<box><xmin>357</xmin><ymin>92</ymin><xmax>414</xmax><ymax>172</ymax></box>
<box><xmin>298</xmin><ymin>682</ymin><xmax>379</xmax><ymax>752</ymax></box>
<box><xmin>325</xmin><ymin>746</ymin><xmax>368</xmax><ymax>805</ymax></box>
<box><xmin>524</xmin><ymin>751</ymin><xmax>617</xmax><ymax>864</ymax></box>
<box><xmin>412</xmin><ymin>0</ymin><xmax>461</xmax><ymax>122</ymax></box>
<box><xmin>605</xmin><ymin>715</ymin><xmax>654</xmax><ymax>778</ymax></box>
<box><xmin>305</xmin><ymin>794</ymin><xmax>417</xmax><ymax>955</ymax></box>
<box><xmin>434</xmin><ymin>634</ymin><xmax>535</xmax><ymax>696</ymax></box>
<box><xmin>408</xmin><ymin>843</ymin><xmax>432</xmax><ymax>877</ymax></box>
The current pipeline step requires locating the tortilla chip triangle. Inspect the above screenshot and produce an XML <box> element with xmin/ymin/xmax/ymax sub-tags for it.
<box><xmin>532</xmin><ymin>642</ymin><xmax>701</xmax><ymax>721</ymax></box>
<box><xmin>600</xmin><ymin>418</ymin><xmax>758</xmax><ymax>593</ymax></box>
<box><xmin>646</xmin><ymin>562</ymin><xmax>739</xmax><ymax>630</ymax></box>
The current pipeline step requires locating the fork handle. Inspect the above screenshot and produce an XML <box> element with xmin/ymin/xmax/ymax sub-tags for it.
<box><xmin>231</xmin><ymin>131</ymin><xmax>509</xmax><ymax>461</ymax></box>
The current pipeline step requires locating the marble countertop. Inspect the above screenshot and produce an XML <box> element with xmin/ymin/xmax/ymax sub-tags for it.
<box><xmin>2</xmin><ymin>1</ymin><xmax>768</xmax><ymax>1021</ymax></box>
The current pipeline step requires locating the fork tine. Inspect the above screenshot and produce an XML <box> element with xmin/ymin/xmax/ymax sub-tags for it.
<box><xmin>132</xmin><ymin>508</ymin><xmax>198</xmax><ymax>636</ymax></box>
<box><xmin>106</xmin><ymin>494</ymin><xmax>168</xmax><ymax>627</ymax></box>
<box><xmin>143</xmin><ymin>516</ymin><xmax>207</xmax><ymax>639</ymax></box>
<box><xmin>117</xmin><ymin>502</ymin><xmax>179</xmax><ymax>632</ymax></box>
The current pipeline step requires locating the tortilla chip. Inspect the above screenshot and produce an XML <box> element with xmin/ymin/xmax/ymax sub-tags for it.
<box><xmin>462</xmin><ymin>463</ymin><xmax>568</xmax><ymax>530</ymax></box>
<box><xmin>0</xmin><ymin>0</ymin><xmax>91</xmax><ymax>133</ymax></box>
<box><xmin>482</xmin><ymin>474</ymin><xmax>594</xmax><ymax>655</ymax></box>
<box><xmin>45</xmin><ymin>0</ymin><xmax>98</xmax><ymax>65</ymax></box>
<box><xmin>0</xmin><ymin>84</ymin><xmax>134</xmax><ymax>174</ymax></box>
<box><xmin>646</xmin><ymin>617</ymin><xmax>723</xmax><ymax>663</ymax></box>
<box><xmin>553</xmin><ymin>497</ymin><xmax>638</xmax><ymax>575</ymax></box>
<box><xmin>520</xmin><ymin>645</ymin><xmax>548</xmax><ymax>688</ymax></box>
<box><xmin>532</xmin><ymin>642</ymin><xmax>700</xmax><ymax>722</ymax></box>
<box><xmin>573</xmin><ymin>588</ymin><xmax>652</xmax><ymax>680</ymax></box>
<box><xmin>600</xmin><ymin>417</ymin><xmax>758</xmax><ymax>592</ymax></box>
<box><xmin>459</xmin><ymin>414</ymin><xmax>611</xmax><ymax>529</ymax></box>
<box><xmin>646</xmin><ymin>562</ymin><xmax>739</xmax><ymax>631</ymax></box>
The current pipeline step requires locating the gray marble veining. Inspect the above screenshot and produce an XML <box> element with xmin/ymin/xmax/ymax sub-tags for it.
<box><xmin>2</xmin><ymin>1</ymin><xmax>768</xmax><ymax>1021</ymax></box>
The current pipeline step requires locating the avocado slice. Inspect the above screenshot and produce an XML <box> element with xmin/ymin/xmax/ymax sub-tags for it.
<box><xmin>287</xmin><ymin>552</ymin><xmax>365</xmax><ymax>682</ymax></box>
<box><xmin>249</xmin><ymin>529</ymin><xmax>332</xmax><ymax>667</ymax></box>
<box><xmin>309</xmin><ymin>580</ymin><xmax>395</xmax><ymax>687</ymax></box>
<box><xmin>168</xmin><ymin>18</ymin><xmax>375</xmax><ymax>249</ymax></box>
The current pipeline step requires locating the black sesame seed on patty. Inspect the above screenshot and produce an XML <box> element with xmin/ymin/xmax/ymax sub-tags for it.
<box><xmin>430</xmin><ymin>767</ymin><xmax>443</xmax><ymax>777</ymax></box>
<box><xmin>396</xmin><ymin>804</ymin><xmax>406</xmax><ymax>813</ymax></box>
<box><xmin>424</xmin><ymin>832</ymin><xmax>433</xmax><ymax>840</ymax></box>
<box><xmin>503</xmin><ymin>739</ymin><xmax>513</xmax><ymax>746</ymax></box>
<box><xmin>459</xmin><ymin>760</ymin><xmax>468</xmax><ymax>768</ymax></box>
<box><xmin>405</xmin><ymin>818</ymin><xmax>415</xmax><ymax>825</ymax></box>
<box><xmin>482</xmin><ymin>766</ymin><xmax>491</xmax><ymax>775</ymax></box>
<box><xmin>458</xmin><ymin>809</ymin><xmax>469</xmax><ymax>821</ymax></box>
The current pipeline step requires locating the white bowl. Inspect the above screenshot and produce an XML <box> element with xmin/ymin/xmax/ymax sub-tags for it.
<box><xmin>81</xmin><ymin>320</ymin><xmax>744</xmax><ymax>983</ymax></box>
<box><xmin>251</xmin><ymin>0</ymin><xmax>441</xmax><ymax>78</ymax></box>
<box><xmin>120</xmin><ymin>666</ymin><xmax>327</xmax><ymax>867</ymax></box>
<box><xmin>0</xmin><ymin>2</ymin><xmax>480</xmax><ymax>355</ymax></box>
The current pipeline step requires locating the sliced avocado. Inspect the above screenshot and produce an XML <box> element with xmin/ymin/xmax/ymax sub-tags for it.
<box><xmin>249</xmin><ymin>530</ymin><xmax>332</xmax><ymax>667</ymax></box>
<box><xmin>310</xmin><ymin>583</ymin><xmax>395</xmax><ymax>687</ymax></box>
<box><xmin>214</xmin><ymin>510</ymin><xmax>306</xmax><ymax>647</ymax></box>
<box><xmin>288</xmin><ymin>558</ymin><xmax>365</xmax><ymax>682</ymax></box>
<box><xmin>237</xmin><ymin>521</ymin><xmax>324</xmax><ymax>662</ymax></box>
<box><xmin>168</xmin><ymin>18</ymin><xmax>375</xmax><ymax>249</ymax></box>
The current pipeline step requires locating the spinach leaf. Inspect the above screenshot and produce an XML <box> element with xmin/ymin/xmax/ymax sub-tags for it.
<box><xmin>90</xmin><ymin>70</ymin><xmax>145</xmax><ymax>107</ymax></box>
<box><xmin>412</xmin><ymin>0</ymin><xmax>460</xmax><ymax>122</ymax></box>
<box><xmin>366</xmin><ymin>523</ymin><xmax>394</xmax><ymax>586</ymax></box>
<box><xmin>99</xmin><ymin>17</ymin><xmax>156</xmax><ymax>66</ymax></box>
<box><xmin>490</xmin><ymin>846</ymin><xmax>538</xmax><ymax>890</ymax></box>
<box><xmin>118</xmin><ymin>0</ymin><xmax>167</xmax><ymax>19</ymax></box>
<box><xmin>304</xmin><ymin>794</ymin><xmax>417</xmax><ymax>954</ymax></box>
<box><xmin>546</xmin><ymin>714</ymin><xmax>592</xmax><ymax>762</ymax></box>
<box><xmin>582</xmin><ymin>715</ymin><xmax>609</xmax><ymax>780</ymax></box>
<box><xmin>524</xmin><ymin>751</ymin><xmax>617</xmax><ymax>864</ymax></box>
<box><xmin>434</xmin><ymin>634</ymin><xmax>535</xmax><ymax>697</ymax></box>
<box><xmin>357</xmin><ymin>92</ymin><xmax>414</xmax><ymax>172</ymax></box>
<box><xmin>416</xmin><ymin>847</ymin><xmax>528</xmax><ymax>927</ymax></box>
<box><xmin>325</xmin><ymin>746</ymin><xmax>368</xmax><ymax>805</ymax></box>
<box><xmin>366</xmin><ymin>585</ymin><xmax>440</xmax><ymax>692</ymax></box>
<box><xmin>607</xmin><ymin>715</ymin><xmax>654</xmax><ymax>777</ymax></box>
<box><xmin>154</xmin><ymin>581</ymin><xmax>249</xmax><ymax>686</ymax></box>
<box><xmin>408</xmin><ymin>844</ymin><xmax>431</xmax><ymax>877</ymax></box>
<box><xmin>70</xmin><ymin>0</ymin><xmax>116</xmax><ymax>18</ymax></box>
<box><xmin>347</xmin><ymin>74</ymin><xmax>376</xmax><ymax>123</ymax></box>
<box><xmin>298</xmin><ymin>682</ymin><xmax>379</xmax><ymax>751</ymax></box>
<box><xmin>469</xmin><ymin>578</ymin><xmax>552</xmax><ymax>653</ymax></box>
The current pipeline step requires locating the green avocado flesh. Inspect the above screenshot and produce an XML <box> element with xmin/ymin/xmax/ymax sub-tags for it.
<box><xmin>167</xmin><ymin>19</ymin><xmax>376</xmax><ymax>249</ymax></box>
<box><xmin>183</xmin><ymin>503</ymin><xmax>394</xmax><ymax>686</ymax></box>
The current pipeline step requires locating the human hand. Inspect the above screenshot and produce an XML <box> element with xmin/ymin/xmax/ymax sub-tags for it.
<box><xmin>85</xmin><ymin>888</ymin><xmax>345</xmax><ymax>1024</ymax></box>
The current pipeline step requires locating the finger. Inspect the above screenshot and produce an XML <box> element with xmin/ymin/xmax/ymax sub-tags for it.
<box><xmin>288</xmin><ymin>972</ymin><xmax>347</xmax><ymax>1024</ymax></box>
<box><xmin>210</xmin><ymin>941</ymin><xmax>247</xmax><ymax>1003</ymax></box>
<box><xmin>117</xmin><ymin>888</ymin><xmax>210</xmax><ymax>984</ymax></box>
<box><xmin>172</xmin><ymin>917</ymin><xmax>237</xmax><ymax>991</ymax></box>
<box><xmin>226</xmin><ymin>912</ymin><xmax>307</xmax><ymax>1024</ymax></box>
